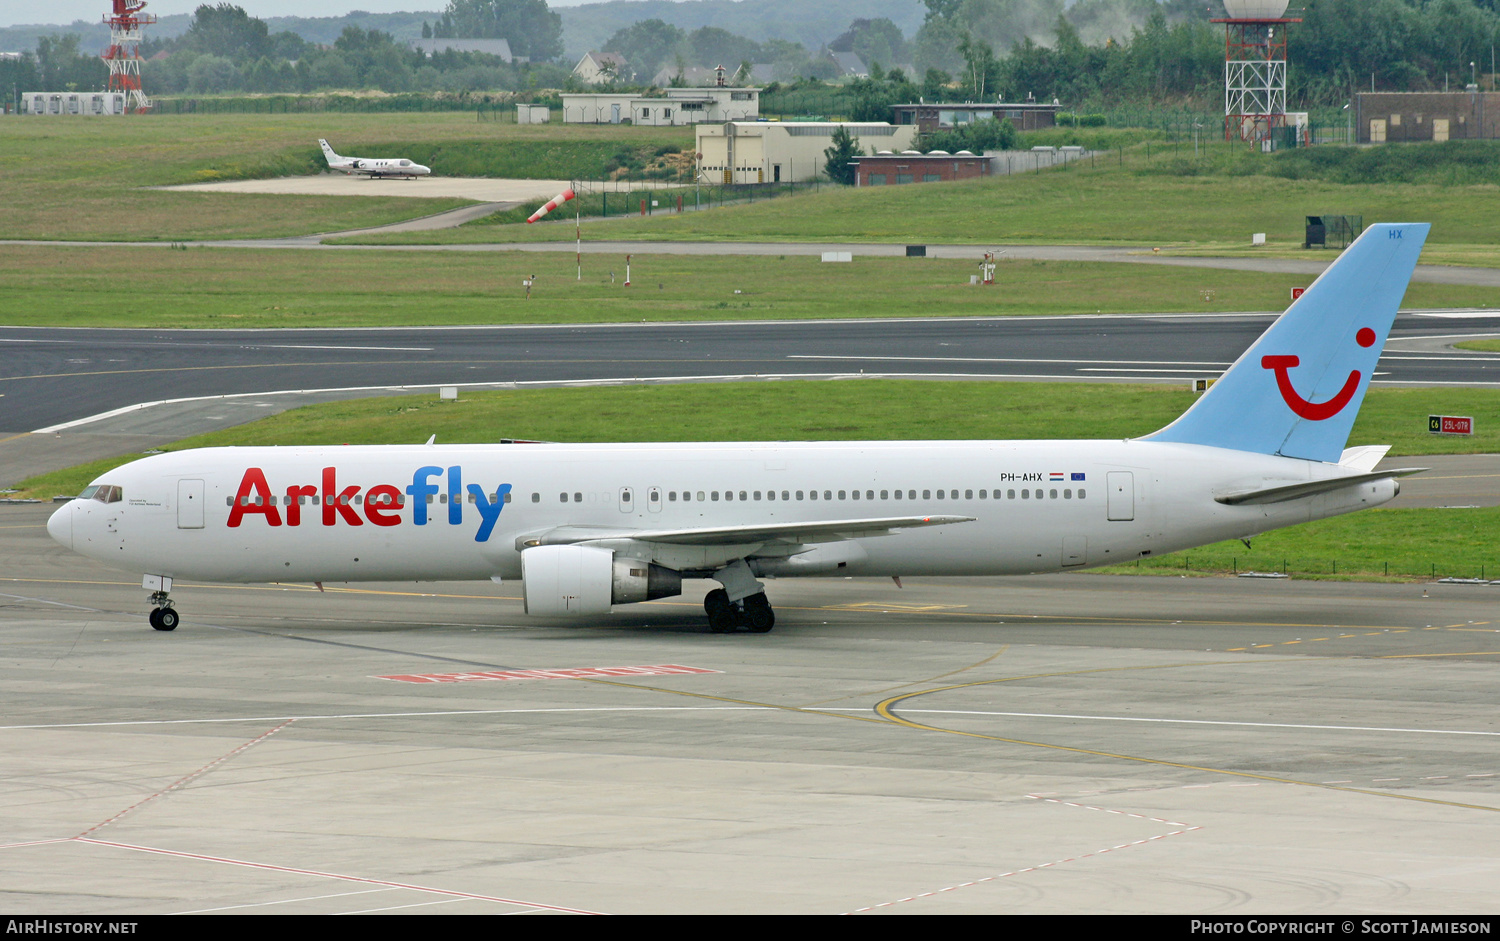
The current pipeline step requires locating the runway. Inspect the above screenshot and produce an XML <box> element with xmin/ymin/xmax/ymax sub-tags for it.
<box><xmin>4</xmin><ymin>311</ymin><xmax>1499</xmax><ymax>433</ymax></box>
<box><xmin>2</xmin><ymin>311</ymin><xmax>1497</xmax><ymax>489</ymax></box>
<box><xmin>1</xmin><ymin>501</ymin><xmax>1497</xmax><ymax>913</ymax></box>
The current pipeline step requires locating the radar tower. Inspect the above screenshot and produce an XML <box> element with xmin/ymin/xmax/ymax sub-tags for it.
<box><xmin>1215</xmin><ymin>1</ymin><xmax>1300</xmax><ymax>145</ymax></box>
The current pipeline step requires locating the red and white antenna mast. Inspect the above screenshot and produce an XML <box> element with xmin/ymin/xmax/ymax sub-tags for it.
<box><xmin>102</xmin><ymin>0</ymin><xmax>155</xmax><ymax>113</ymax></box>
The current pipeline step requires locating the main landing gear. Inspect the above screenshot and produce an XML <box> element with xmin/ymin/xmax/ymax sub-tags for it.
<box><xmin>704</xmin><ymin>588</ymin><xmax>775</xmax><ymax>633</ymax></box>
<box><xmin>703</xmin><ymin>559</ymin><xmax>775</xmax><ymax>633</ymax></box>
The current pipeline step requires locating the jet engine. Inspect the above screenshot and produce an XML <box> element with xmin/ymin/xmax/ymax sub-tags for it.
<box><xmin>520</xmin><ymin>545</ymin><xmax>681</xmax><ymax>617</ymax></box>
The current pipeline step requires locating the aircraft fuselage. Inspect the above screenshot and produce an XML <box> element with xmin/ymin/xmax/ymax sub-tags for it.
<box><xmin>48</xmin><ymin>439</ymin><xmax>1396</xmax><ymax>585</ymax></box>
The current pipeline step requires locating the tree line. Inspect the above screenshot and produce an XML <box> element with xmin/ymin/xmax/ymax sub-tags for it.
<box><xmin>6</xmin><ymin>0</ymin><xmax>1500</xmax><ymax>111</ymax></box>
<box><xmin>0</xmin><ymin>2</ymin><xmax>572</xmax><ymax>99</ymax></box>
<box><xmin>913</xmin><ymin>0</ymin><xmax>1500</xmax><ymax>109</ymax></box>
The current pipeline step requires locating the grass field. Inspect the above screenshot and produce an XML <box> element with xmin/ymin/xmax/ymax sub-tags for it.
<box><xmin>5</xmin><ymin>112</ymin><xmax>1500</xmax><ymax>258</ymax></box>
<box><xmin>0</xmin><ymin>112</ymin><xmax>689</xmax><ymax>241</ymax></box>
<box><xmin>341</xmin><ymin>148</ymin><xmax>1500</xmax><ymax>250</ymax></box>
<box><xmin>1100</xmin><ymin>505</ymin><xmax>1500</xmax><ymax>582</ymax></box>
<box><xmin>2</xmin><ymin>243</ymin><xmax>1495</xmax><ymax>329</ymax></box>
<box><xmin>12</xmin><ymin>380</ymin><xmax>1498</xmax><ymax>581</ymax></box>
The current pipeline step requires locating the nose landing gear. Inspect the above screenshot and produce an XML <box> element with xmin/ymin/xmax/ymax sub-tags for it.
<box><xmin>144</xmin><ymin>575</ymin><xmax>178</xmax><ymax>631</ymax></box>
<box><xmin>148</xmin><ymin>604</ymin><xmax>179</xmax><ymax>632</ymax></box>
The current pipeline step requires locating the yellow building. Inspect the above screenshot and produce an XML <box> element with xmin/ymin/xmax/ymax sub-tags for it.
<box><xmin>695</xmin><ymin>122</ymin><xmax>918</xmax><ymax>184</ymax></box>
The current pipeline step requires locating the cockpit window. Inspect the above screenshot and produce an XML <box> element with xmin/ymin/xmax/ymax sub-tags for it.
<box><xmin>86</xmin><ymin>484</ymin><xmax>123</xmax><ymax>503</ymax></box>
<box><xmin>78</xmin><ymin>485</ymin><xmax>100</xmax><ymax>500</ymax></box>
<box><xmin>399</xmin><ymin>160</ymin><xmax>411</xmax><ymax>167</ymax></box>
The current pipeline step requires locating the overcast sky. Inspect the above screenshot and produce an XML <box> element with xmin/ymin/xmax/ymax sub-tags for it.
<box><xmin>0</xmin><ymin>2</ymin><xmax>602</xmax><ymax>28</ymax></box>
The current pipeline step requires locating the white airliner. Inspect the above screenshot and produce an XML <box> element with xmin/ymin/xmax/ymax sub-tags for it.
<box><xmin>48</xmin><ymin>224</ymin><xmax>1429</xmax><ymax>633</ymax></box>
<box><xmin>319</xmin><ymin>139</ymin><xmax>430</xmax><ymax>179</ymax></box>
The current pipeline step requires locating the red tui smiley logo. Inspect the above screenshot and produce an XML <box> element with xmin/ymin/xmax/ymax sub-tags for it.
<box><xmin>1260</xmin><ymin>328</ymin><xmax>1377</xmax><ymax>421</ymax></box>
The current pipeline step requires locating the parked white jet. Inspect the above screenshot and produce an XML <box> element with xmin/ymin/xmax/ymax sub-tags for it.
<box><xmin>319</xmin><ymin>139</ymin><xmax>430</xmax><ymax>179</ymax></box>
<box><xmin>48</xmin><ymin>224</ymin><xmax>1429</xmax><ymax>634</ymax></box>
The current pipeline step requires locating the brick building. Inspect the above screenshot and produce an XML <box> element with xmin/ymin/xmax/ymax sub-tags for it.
<box><xmin>1357</xmin><ymin>91</ymin><xmax>1500</xmax><ymax>142</ymax></box>
<box><xmin>852</xmin><ymin>151</ymin><xmax>991</xmax><ymax>186</ymax></box>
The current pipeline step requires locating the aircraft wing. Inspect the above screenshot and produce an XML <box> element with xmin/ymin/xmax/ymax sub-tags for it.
<box><xmin>1214</xmin><ymin>468</ymin><xmax>1426</xmax><ymax>506</ymax></box>
<box><xmin>517</xmin><ymin>515</ymin><xmax>975</xmax><ymax>550</ymax></box>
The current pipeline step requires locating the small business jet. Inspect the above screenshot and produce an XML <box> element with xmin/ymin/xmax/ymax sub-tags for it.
<box><xmin>319</xmin><ymin>139</ymin><xmax>430</xmax><ymax>179</ymax></box>
<box><xmin>48</xmin><ymin>224</ymin><xmax>1429</xmax><ymax>634</ymax></box>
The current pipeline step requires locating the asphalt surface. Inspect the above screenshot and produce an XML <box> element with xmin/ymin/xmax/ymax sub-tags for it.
<box><xmin>2</xmin><ymin>501</ymin><xmax>1497</xmax><ymax>914</ymax></box>
<box><xmin>4</xmin><ymin>312</ymin><xmax>1499</xmax><ymax>436</ymax></box>
<box><xmin>157</xmin><ymin>175</ymin><xmax>581</xmax><ymax>203</ymax></box>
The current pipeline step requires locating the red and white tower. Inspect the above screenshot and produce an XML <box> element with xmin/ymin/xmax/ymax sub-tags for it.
<box><xmin>1214</xmin><ymin>0</ymin><xmax>1300</xmax><ymax>144</ymax></box>
<box><xmin>102</xmin><ymin>0</ymin><xmax>155</xmax><ymax>113</ymax></box>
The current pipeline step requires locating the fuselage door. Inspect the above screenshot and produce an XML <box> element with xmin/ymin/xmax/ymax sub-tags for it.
<box><xmin>647</xmin><ymin>487</ymin><xmax>662</xmax><ymax>512</ymax></box>
<box><xmin>1106</xmin><ymin>471</ymin><xmax>1134</xmax><ymax>522</ymax></box>
<box><xmin>619</xmin><ymin>487</ymin><xmax>634</xmax><ymax>513</ymax></box>
<box><xmin>177</xmin><ymin>479</ymin><xmax>205</xmax><ymax>529</ymax></box>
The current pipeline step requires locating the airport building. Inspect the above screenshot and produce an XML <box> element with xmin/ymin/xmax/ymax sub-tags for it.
<box><xmin>1356</xmin><ymin>90</ymin><xmax>1500</xmax><ymax>142</ymax></box>
<box><xmin>891</xmin><ymin>101</ymin><xmax>1060</xmax><ymax>133</ymax></box>
<box><xmin>851</xmin><ymin>150</ymin><xmax>992</xmax><ymax>186</ymax></box>
<box><xmin>561</xmin><ymin>86</ymin><xmax>760</xmax><ymax>126</ymax></box>
<box><xmin>695</xmin><ymin>121</ymin><xmax>919</xmax><ymax>184</ymax></box>
<box><xmin>21</xmin><ymin>92</ymin><xmax>130</xmax><ymax>115</ymax></box>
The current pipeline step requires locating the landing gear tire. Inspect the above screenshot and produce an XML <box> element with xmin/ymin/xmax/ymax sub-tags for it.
<box><xmin>149</xmin><ymin>607</ymin><xmax>178</xmax><ymax>632</ymax></box>
<box><xmin>743</xmin><ymin>592</ymin><xmax>775</xmax><ymax>633</ymax></box>
<box><xmin>704</xmin><ymin>588</ymin><xmax>738</xmax><ymax>633</ymax></box>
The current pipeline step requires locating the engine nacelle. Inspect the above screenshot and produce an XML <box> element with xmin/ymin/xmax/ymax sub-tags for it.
<box><xmin>520</xmin><ymin>545</ymin><xmax>682</xmax><ymax>617</ymax></box>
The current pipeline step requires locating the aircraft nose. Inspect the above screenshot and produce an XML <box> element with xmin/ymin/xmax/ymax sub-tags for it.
<box><xmin>47</xmin><ymin>502</ymin><xmax>73</xmax><ymax>550</ymax></box>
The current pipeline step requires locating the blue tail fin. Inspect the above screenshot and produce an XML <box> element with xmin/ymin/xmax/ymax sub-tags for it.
<box><xmin>1145</xmin><ymin>222</ymin><xmax>1429</xmax><ymax>463</ymax></box>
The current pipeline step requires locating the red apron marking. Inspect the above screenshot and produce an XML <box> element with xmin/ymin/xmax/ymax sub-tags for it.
<box><xmin>378</xmin><ymin>664</ymin><xmax>720</xmax><ymax>684</ymax></box>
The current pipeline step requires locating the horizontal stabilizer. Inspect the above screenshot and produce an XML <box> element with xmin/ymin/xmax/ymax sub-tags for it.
<box><xmin>1339</xmin><ymin>444</ymin><xmax>1392</xmax><ymax>472</ymax></box>
<box><xmin>1215</xmin><ymin>468</ymin><xmax>1425</xmax><ymax>506</ymax></box>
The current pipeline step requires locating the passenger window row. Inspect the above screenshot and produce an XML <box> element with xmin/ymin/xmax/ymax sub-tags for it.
<box><xmin>528</xmin><ymin>487</ymin><xmax>1088</xmax><ymax>504</ymax></box>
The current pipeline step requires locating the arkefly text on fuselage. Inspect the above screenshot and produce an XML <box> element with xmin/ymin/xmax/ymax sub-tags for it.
<box><xmin>319</xmin><ymin>139</ymin><xmax>430</xmax><ymax>179</ymax></box>
<box><xmin>47</xmin><ymin>224</ymin><xmax>1431</xmax><ymax>634</ymax></box>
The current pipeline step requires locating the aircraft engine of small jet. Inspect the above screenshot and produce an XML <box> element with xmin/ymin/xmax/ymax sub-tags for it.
<box><xmin>520</xmin><ymin>545</ymin><xmax>682</xmax><ymax>616</ymax></box>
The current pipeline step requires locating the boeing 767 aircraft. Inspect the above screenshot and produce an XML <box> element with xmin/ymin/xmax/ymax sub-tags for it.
<box><xmin>319</xmin><ymin>139</ymin><xmax>430</xmax><ymax>179</ymax></box>
<box><xmin>48</xmin><ymin>224</ymin><xmax>1429</xmax><ymax>633</ymax></box>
